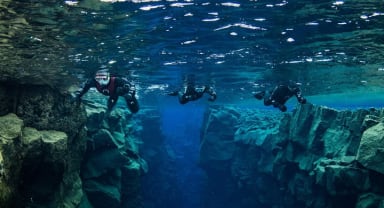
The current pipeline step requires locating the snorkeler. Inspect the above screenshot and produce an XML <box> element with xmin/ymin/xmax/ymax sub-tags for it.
<box><xmin>167</xmin><ymin>85</ymin><xmax>217</xmax><ymax>104</ymax></box>
<box><xmin>73</xmin><ymin>69</ymin><xmax>139</xmax><ymax>113</ymax></box>
<box><xmin>167</xmin><ymin>75</ymin><xmax>217</xmax><ymax>104</ymax></box>
<box><xmin>253</xmin><ymin>81</ymin><xmax>307</xmax><ymax>112</ymax></box>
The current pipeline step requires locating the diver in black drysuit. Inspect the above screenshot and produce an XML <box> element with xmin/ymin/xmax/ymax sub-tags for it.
<box><xmin>253</xmin><ymin>82</ymin><xmax>307</xmax><ymax>112</ymax></box>
<box><xmin>74</xmin><ymin>70</ymin><xmax>139</xmax><ymax>113</ymax></box>
<box><xmin>167</xmin><ymin>84</ymin><xmax>217</xmax><ymax>104</ymax></box>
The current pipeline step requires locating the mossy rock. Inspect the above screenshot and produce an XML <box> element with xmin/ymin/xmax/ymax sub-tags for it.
<box><xmin>21</xmin><ymin>127</ymin><xmax>42</xmax><ymax>145</ymax></box>
<box><xmin>0</xmin><ymin>113</ymin><xmax>23</xmax><ymax>141</ymax></box>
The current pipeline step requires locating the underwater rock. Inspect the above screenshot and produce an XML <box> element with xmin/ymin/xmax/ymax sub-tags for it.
<box><xmin>0</xmin><ymin>113</ymin><xmax>86</xmax><ymax>207</ymax></box>
<box><xmin>356</xmin><ymin>122</ymin><xmax>384</xmax><ymax>174</ymax></box>
<box><xmin>81</xmin><ymin>102</ymin><xmax>145</xmax><ymax>208</ymax></box>
<box><xmin>0</xmin><ymin>87</ymin><xmax>9</xmax><ymax>116</ymax></box>
<box><xmin>83</xmin><ymin>169</ymin><xmax>122</xmax><ymax>208</ymax></box>
<box><xmin>82</xmin><ymin>148</ymin><xmax>128</xmax><ymax>179</ymax></box>
<box><xmin>200</xmin><ymin>104</ymin><xmax>384</xmax><ymax>208</ymax></box>
<box><xmin>199</xmin><ymin>106</ymin><xmax>284</xmax><ymax>207</ymax></box>
<box><xmin>0</xmin><ymin>113</ymin><xmax>23</xmax><ymax>141</ymax></box>
<box><xmin>313</xmin><ymin>157</ymin><xmax>370</xmax><ymax>195</ymax></box>
<box><xmin>91</xmin><ymin>129</ymin><xmax>125</xmax><ymax>150</ymax></box>
<box><xmin>22</xmin><ymin>127</ymin><xmax>43</xmax><ymax>144</ymax></box>
<box><xmin>361</xmin><ymin>114</ymin><xmax>381</xmax><ymax>131</ymax></box>
<box><xmin>0</xmin><ymin>84</ymin><xmax>87</xmax><ymax>138</ymax></box>
<box><xmin>234</xmin><ymin>111</ymin><xmax>280</xmax><ymax>146</ymax></box>
<box><xmin>0</xmin><ymin>82</ymin><xmax>88</xmax><ymax>207</ymax></box>
<box><xmin>85</xmin><ymin>102</ymin><xmax>108</xmax><ymax>133</ymax></box>
<box><xmin>356</xmin><ymin>193</ymin><xmax>384</xmax><ymax>208</ymax></box>
<box><xmin>0</xmin><ymin>113</ymin><xmax>24</xmax><ymax>207</ymax></box>
<box><xmin>289</xmin><ymin>104</ymin><xmax>370</xmax><ymax>158</ymax></box>
<box><xmin>121</xmin><ymin>161</ymin><xmax>142</xmax><ymax>208</ymax></box>
<box><xmin>200</xmin><ymin>107</ymin><xmax>241</xmax><ymax>169</ymax></box>
<box><xmin>85</xmin><ymin>103</ymin><xmax>128</xmax><ymax>135</ymax></box>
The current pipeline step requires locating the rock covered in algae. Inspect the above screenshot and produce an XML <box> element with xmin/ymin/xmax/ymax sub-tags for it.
<box><xmin>357</xmin><ymin>122</ymin><xmax>384</xmax><ymax>175</ymax></box>
<box><xmin>0</xmin><ymin>113</ymin><xmax>23</xmax><ymax>141</ymax></box>
<box><xmin>0</xmin><ymin>113</ymin><xmax>85</xmax><ymax>207</ymax></box>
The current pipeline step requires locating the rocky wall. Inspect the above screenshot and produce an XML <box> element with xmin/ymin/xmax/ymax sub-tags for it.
<box><xmin>0</xmin><ymin>82</ymin><xmax>146</xmax><ymax>208</ymax></box>
<box><xmin>0</xmin><ymin>83</ymin><xmax>87</xmax><ymax>207</ymax></box>
<box><xmin>199</xmin><ymin>104</ymin><xmax>384</xmax><ymax>208</ymax></box>
<box><xmin>80</xmin><ymin>103</ymin><xmax>147</xmax><ymax>208</ymax></box>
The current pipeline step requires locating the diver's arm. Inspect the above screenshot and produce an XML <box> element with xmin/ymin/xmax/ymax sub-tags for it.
<box><xmin>115</xmin><ymin>78</ymin><xmax>136</xmax><ymax>97</ymax></box>
<box><xmin>76</xmin><ymin>79</ymin><xmax>95</xmax><ymax>98</ymax></box>
<box><xmin>116</xmin><ymin>78</ymin><xmax>139</xmax><ymax>111</ymax></box>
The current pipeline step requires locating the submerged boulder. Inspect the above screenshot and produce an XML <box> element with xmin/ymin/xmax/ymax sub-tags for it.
<box><xmin>0</xmin><ymin>113</ymin><xmax>23</xmax><ymax>141</ymax></box>
<box><xmin>356</xmin><ymin>122</ymin><xmax>384</xmax><ymax>174</ymax></box>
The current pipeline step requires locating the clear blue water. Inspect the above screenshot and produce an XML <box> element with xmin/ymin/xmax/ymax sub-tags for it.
<box><xmin>62</xmin><ymin>0</ymin><xmax>384</xmax><ymax>106</ymax></box>
<box><xmin>5</xmin><ymin>0</ymin><xmax>383</xmax><ymax>102</ymax></box>
<box><xmin>159</xmin><ymin>103</ymin><xmax>206</xmax><ymax>208</ymax></box>
<box><xmin>3</xmin><ymin>0</ymin><xmax>384</xmax><ymax>207</ymax></box>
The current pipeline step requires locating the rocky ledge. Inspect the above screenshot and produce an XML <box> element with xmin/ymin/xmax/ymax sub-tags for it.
<box><xmin>200</xmin><ymin>104</ymin><xmax>384</xmax><ymax>208</ymax></box>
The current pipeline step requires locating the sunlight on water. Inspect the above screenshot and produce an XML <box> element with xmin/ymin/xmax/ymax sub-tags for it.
<box><xmin>1</xmin><ymin>0</ymin><xmax>383</xmax><ymax>104</ymax></box>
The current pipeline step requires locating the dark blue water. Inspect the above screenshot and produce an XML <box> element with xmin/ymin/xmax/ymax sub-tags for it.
<box><xmin>138</xmin><ymin>97</ymin><xmax>211</xmax><ymax>208</ymax></box>
<box><xmin>160</xmin><ymin>101</ymin><xmax>207</xmax><ymax>208</ymax></box>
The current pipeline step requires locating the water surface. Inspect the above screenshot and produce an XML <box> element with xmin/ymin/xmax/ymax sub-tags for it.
<box><xmin>1</xmin><ymin>0</ymin><xmax>384</xmax><ymax>106</ymax></box>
